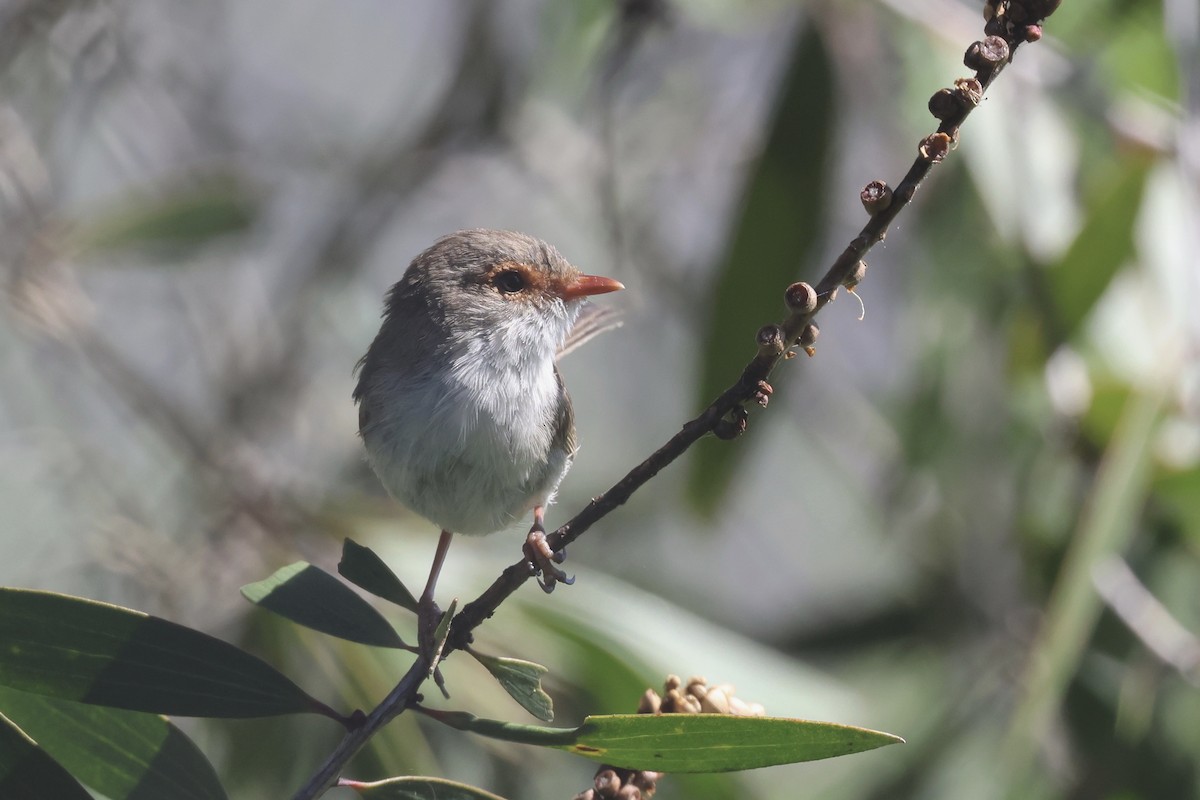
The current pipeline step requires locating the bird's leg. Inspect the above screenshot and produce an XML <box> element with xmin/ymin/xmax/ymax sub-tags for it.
<box><xmin>523</xmin><ymin>506</ymin><xmax>574</xmax><ymax>594</ymax></box>
<box><xmin>418</xmin><ymin>529</ymin><xmax>453</xmax><ymax>656</ymax></box>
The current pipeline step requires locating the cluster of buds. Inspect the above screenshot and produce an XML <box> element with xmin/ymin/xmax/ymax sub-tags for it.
<box><xmin>640</xmin><ymin>674</ymin><xmax>766</xmax><ymax>717</ymax></box>
<box><xmin>572</xmin><ymin>676</ymin><xmax>766</xmax><ymax>799</ymax></box>
<box><xmin>984</xmin><ymin>0</ymin><xmax>1059</xmax><ymax>45</ymax></box>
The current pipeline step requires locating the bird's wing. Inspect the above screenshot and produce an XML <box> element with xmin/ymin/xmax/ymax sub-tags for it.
<box><xmin>556</xmin><ymin>303</ymin><xmax>622</xmax><ymax>360</ymax></box>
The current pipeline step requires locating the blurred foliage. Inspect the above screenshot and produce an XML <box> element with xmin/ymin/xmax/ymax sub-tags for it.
<box><xmin>687</xmin><ymin>22</ymin><xmax>834</xmax><ymax>516</ymax></box>
<box><xmin>1</xmin><ymin>1</ymin><xmax>1198</xmax><ymax>799</ymax></box>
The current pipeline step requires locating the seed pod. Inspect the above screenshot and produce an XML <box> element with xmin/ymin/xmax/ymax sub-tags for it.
<box><xmin>785</xmin><ymin>281</ymin><xmax>817</xmax><ymax>315</ymax></box>
<box><xmin>979</xmin><ymin>35</ymin><xmax>1010</xmax><ymax>64</ymax></box>
<box><xmin>954</xmin><ymin>77</ymin><xmax>984</xmax><ymax>106</ymax></box>
<box><xmin>860</xmin><ymin>180</ymin><xmax>893</xmax><ymax>215</ymax></box>
<box><xmin>756</xmin><ymin>323</ymin><xmax>784</xmax><ymax>355</ymax></box>
<box><xmin>799</xmin><ymin>322</ymin><xmax>819</xmax><ymax>348</ymax></box>
<box><xmin>843</xmin><ymin>260</ymin><xmax>868</xmax><ymax>290</ymax></box>
<box><xmin>963</xmin><ymin>41</ymin><xmax>988</xmax><ymax>72</ymax></box>
<box><xmin>919</xmin><ymin>132</ymin><xmax>952</xmax><ymax>163</ymax></box>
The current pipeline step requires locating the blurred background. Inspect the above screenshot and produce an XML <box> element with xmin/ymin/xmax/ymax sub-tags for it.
<box><xmin>1</xmin><ymin>0</ymin><xmax>1198</xmax><ymax>798</ymax></box>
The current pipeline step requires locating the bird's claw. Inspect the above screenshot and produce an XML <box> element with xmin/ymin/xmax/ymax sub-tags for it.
<box><xmin>524</xmin><ymin>525</ymin><xmax>574</xmax><ymax>593</ymax></box>
<box><xmin>754</xmin><ymin>380</ymin><xmax>773</xmax><ymax>408</ymax></box>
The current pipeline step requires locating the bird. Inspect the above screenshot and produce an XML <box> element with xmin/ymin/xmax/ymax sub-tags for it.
<box><xmin>353</xmin><ymin>229</ymin><xmax>623</xmax><ymax>640</ymax></box>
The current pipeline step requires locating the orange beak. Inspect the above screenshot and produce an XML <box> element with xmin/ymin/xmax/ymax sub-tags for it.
<box><xmin>559</xmin><ymin>273</ymin><xmax>625</xmax><ymax>301</ymax></box>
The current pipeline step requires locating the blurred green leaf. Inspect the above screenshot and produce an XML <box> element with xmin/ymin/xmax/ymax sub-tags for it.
<box><xmin>70</xmin><ymin>178</ymin><xmax>257</xmax><ymax>257</ymax></box>
<box><xmin>0</xmin><ymin>712</ymin><xmax>92</xmax><ymax>800</ymax></box>
<box><xmin>1154</xmin><ymin>467</ymin><xmax>1200</xmax><ymax>542</ymax></box>
<box><xmin>241</xmin><ymin>562</ymin><xmax>408</xmax><ymax>649</ymax></box>
<box><xmin>338</xmin><ymin>538</ymin><xmax>420</xmax><ymax>612</ymax></box>
<box><xmin>0</xmin><ymin>685</ymin><xmax>227</xmax><ymax>800</ymax></box>
<box><xmin>431</xmin><ymin>711</ymin><xmax>902</xmax><ymax>772</ymax></box>
<box><xmin>345</xmin><ymin>776</ymin><xmax>508</xmax><ymax>799</ymax></box>
<box><xmin>1096</xmin><ymin>6</ymin><xmax>1177</xmax><ymax>98</ymax></box>
<box><xmin>1081</xmin><ymin>379</ymin><xmax>1133</xmax><ymax>447</ymax></box>
<box><xmin>688</xmin><ymin>21</ymin><xmax>835</xmax><ymax>516</ymax></box>
<box><xmin>0</xmin><ymin>588</ymin><xmax>336</xmax><ymax>720</ymax></box>
<box><xmin>1045</xmin><ymin>155</ymin><xmax>1152</xmax><ymax>342</ymax></box>
<box><xmin>469</xmin><ymin>650</ymin><xmax>554</xmax><ymax>722</ymax></box>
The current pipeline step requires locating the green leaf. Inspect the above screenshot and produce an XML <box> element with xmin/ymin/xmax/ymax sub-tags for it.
<box><xmin>0</xmin><ymin>685</ymin><xmax>227</xmax><ymax>800</ymax></box>
<box><xmin>469</xmin><ymin>651</ymin><xmax>554</xmax><ymax>722</ymax></box>
<box><xmin>0</xmin><ymin>588</ymin><xmax>337</xmax><ymax>720</ymax></box>
<box><xmin>687</xmin><ymin>21</ymin><xmax>835</xmax><ymax>516</ymax></box>
<box><xmin>1045</xmin><ymin>155</ymin><xmax>1152</xmax><ymax>342</ymax></box>
<box><xmin>0</xmin><ymin>712</ymin><xmax>92</xmax><ymax>800</ymax></box>
<box><xmin>241</xmin><ymin>562</ymin><xmax>408</xmax><ymax>649</ymax></box>
<box><xmin>338</xmin><ymin>539</ymin><xmax>420</xmax><ymax>612</ymax></box>
<box><xmin>344</xmin><ymin>776</ymin><xmax>509</xmax><ymax>800</ymax></box>
<box><xmin>71</xmin><ymin>177</ymin><xmax>257</xmax><ymax>257</ymax></box>
<box><xmin>430</xmin><ymin>712</ymin><xmax>903</xmax><ymax>772</ymax></box>
<box><xmin>1155</xmin><ymin>467</ymin><xmax>1200</xmax><ymax>543</ymax></box>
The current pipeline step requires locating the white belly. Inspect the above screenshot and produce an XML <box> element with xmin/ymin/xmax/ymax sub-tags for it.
<box><xmin>362</xmin><ymin>363</ymin><xmax>571</xmax><ymax>535</ymax></box>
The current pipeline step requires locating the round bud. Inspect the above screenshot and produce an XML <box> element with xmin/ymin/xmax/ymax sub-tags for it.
<box><xmin>954</xmin><ymin>77</ymin><xmax>984</xmax><ymax>106</ymax></box>
<box><xmin>929</xmin><ymin>88</ymin><xmax>960</xmax><ymax>120</ymax></box>
<box><xmin>638</xmin><ymin>688</ymin><xmax>662</xmax><ymax>715</ymax></box>
<box><xmin>979</xmin><ymin>35</ymin><xmax>1010</xmax><ymax>64</ymax></box>
<box><xmin>631</xmin><ymin>771</ymin><xmax>660</xmax><ymax>790</ymax></box>
<box><xmin>963</xmin><ymin>41</ymin><xmax>988</xmax><ymax>72</ymax></box>
<box><xmin>785</xmin><ymin>281</ymin><xmax>818</xmax><ymax>315</ymax></box>
<box><xmin>1024</xmin><ymin>23</ymin><xmax>1043</xmax><ymax>42</ymax></box>
<box><xmin>860</xmin><ymin>180</ymin><xmax>893</xmax><ymax>215</ymax></box>
<box><xmin>844</xmin><ymin>260</ymin><xmax>868</xmax><ymax>290</ymax></box>
<box><xmin>595</xmin><ymin>769</ymin><xmax>621</xmax><ymax>797</ymax></box>
<box><xmin>798</xmin><ymin>322</ymin><xmax>819</xmax><ymax>348</ymax></box>
<box><xmin>919</xmin><ymin>132</ymin><xmax>952</xmax><ymax>163</ymax></box>
<box><xmin>700</xmin><ymin>687</ymin><xmax>732</xmax><ymax>714</ymax></box>
<box><xmin>756</xmin><ymin>324</ymin><xmax>784</xmax><ymax>355</ymax></box>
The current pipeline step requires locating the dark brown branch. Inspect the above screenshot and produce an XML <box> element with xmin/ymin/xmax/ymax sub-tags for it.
<box><xmin>293</xmin><ymin>3</ymin><xmax>1057</xmax><ymax>796</ymax></box>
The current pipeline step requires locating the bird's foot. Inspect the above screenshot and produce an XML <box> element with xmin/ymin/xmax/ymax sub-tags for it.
<box><xmin>754</xmin><ymin>380</ymin><xmax>773</xmax><ymax>408</ymax></box>
<box><xmin>524</xmin><ymin>523</ymin><xmax>574</xmax><ymax>594</ymax></box>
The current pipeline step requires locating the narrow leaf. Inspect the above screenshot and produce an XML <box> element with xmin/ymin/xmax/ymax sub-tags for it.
<box><xmin>0</xmin><ymin>712</ymin><xmax>92</xmax><ymax>800</ymax></box>
<box><xmin>1045</xmin><ymin>155</ymin><xmax>1152</xmax><ymax>341</ymax></box>
<box><xmin>344</xmin><ymin>776</ymin><xmax>509</xmax><ymax>800</ymax></box>
<box><xmin>241</xmin><ymin>562</ymin><xmax>408</xmax><ymax>649</ymax></box>
<box><xmin>432</xmin><ymin>712</ymin><xmax>903</xmax><ymax>772</ymax></box>
<box><xmin>687</xmin><ymin>21</ymin><xmax>835</xmax><ymax>517</ymax></box>
<box><xmin>0</xmin><ymin>588</ymin><xmax>336</xmax><ymax>720</ymax></box>
<box><xmin>470</xmin><ymin>651</ymin><xmax>554</xmax><ymax>722</ymax></box>
<box><xmin>0</xmin><ymin>685</ymin><xmax>227</xmax><ymax>800</ymax></box>
<box><xmin>71</xmin><ymin>177</ymin><xmax>257</xmax><ymax>257</ymax></box>
<box><xmin>338</xmin><ymin>539</ymin><xmax>420</xmax><ymax>612</ymax></box>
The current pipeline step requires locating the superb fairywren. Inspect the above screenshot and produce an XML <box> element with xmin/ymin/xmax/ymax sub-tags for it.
<box><xmin>354</xmin><ymin>229</ymin><xmax>623</xmax><ymax>628</ymax></box>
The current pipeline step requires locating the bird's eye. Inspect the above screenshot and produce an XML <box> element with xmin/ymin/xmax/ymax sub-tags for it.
<box><xmin>494</xmin><ymin>270</ymin><xmax>526</xmax><ymax>294</ymax></box>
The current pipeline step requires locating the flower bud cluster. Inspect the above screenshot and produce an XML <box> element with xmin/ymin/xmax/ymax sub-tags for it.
<box><xmin>983</xmin><ymin>0</ymin><xmax>1058</xmax><ymax>49</ymax></box>
<box><xmin>572</xmin><ymin>675</ymin><xmax>765</xmax><ymax>799</ymax></box>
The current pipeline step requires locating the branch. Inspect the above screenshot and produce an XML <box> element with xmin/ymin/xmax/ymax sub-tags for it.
<box><xmin>293</xmin><ymin>2</ymin><xmax>1060</xmax><ymax>796</ymax></box>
